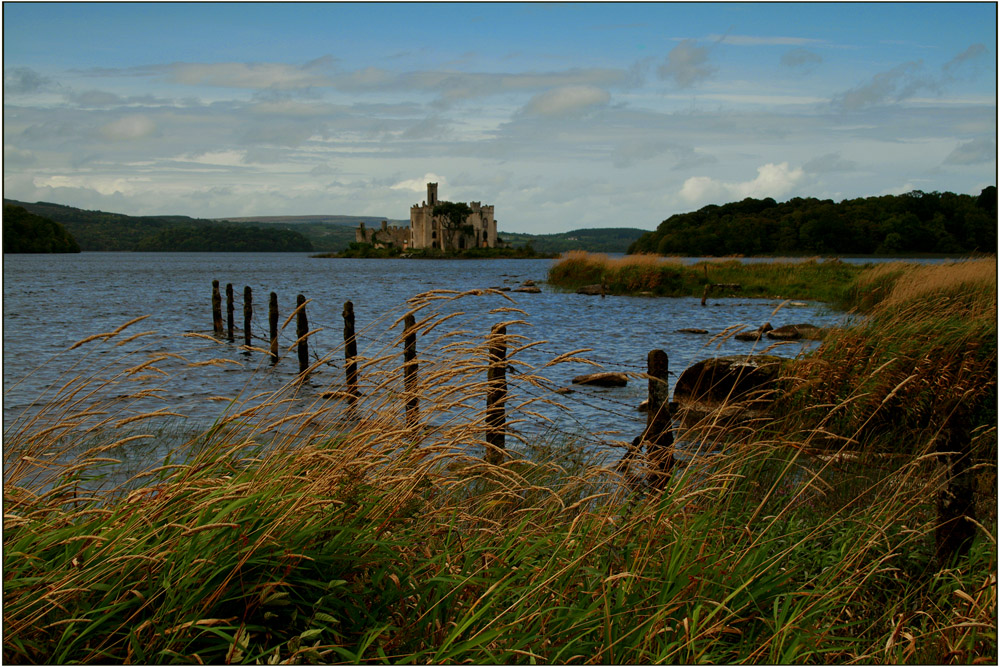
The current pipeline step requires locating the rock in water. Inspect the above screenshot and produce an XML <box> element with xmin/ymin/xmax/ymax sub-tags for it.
<box><xmin>673</xmin><ymin>355</ymin><xmax>783</xmax><ymax>406</ymax></box>
<box><xmin>572</xmin><ymin>372</ymin><xmax>628</xmax><ymax>387</ymax></box>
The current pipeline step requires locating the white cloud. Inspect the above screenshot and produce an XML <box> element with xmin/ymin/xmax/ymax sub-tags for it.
<box><xmin>658</xmin><ymin>40</ymin><xmax>715</xmax><ymax>88</ymax></box>
<box><xmin>944</xmin><ymin>137</ymin><xmax>997</xmax><ymax>165</ymax></box>
<box><xmin>166</xmin><ymin>61</ymin><xmax>332</xmax><ymax>90</ymax></box>
<box><xmin>522</xmin><ymin>85</ymin><xmax>610</xmax><ymax>116</ymax></box>
<box><xmin>711</xmin><ymin>35</ymin><xmax>825</xmax><ymax>47</ymax></box>
<box><xmin>679</xmin><ymin>162</ymin><xmax>805</xmax><ymax>207</ymax></box>
<box><xmin>391</xmin><ymin>173</ymin><xmax>446</xmax><ymax>193</ymax></box>
<box><xmin>100</xmin><ymin>114</ymin><xmax>156</xmax><ymax>141</ymax></box>
<box><xmin>781</xmin><ymin>48</ymin><xmax>823</xmax><ymax>71</ymax></box>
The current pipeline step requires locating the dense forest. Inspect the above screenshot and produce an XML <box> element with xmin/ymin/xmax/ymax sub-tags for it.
<box><xmin>628</xmin><ymin>188</ymin><xmax>997</xmax><ymax>256</ymax></box>
<box><xmin>3</xmin><ymin>204</ymin><xmax>81</xmax><ymax>253</ymax></box>
<box><xmin>4</xmin><ymin>200</ymin><xmax>312</xmax><ymax>252</ymax></box>
<box><xmin>500</xmin><ymin>227</ymin><xmax>648</xmax><ymax>254</ymax></box>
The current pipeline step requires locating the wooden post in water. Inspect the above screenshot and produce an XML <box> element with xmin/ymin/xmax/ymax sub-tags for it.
<box><xmin>643</xmin><ymin>349</ymin><xmax>674</xmax><ymax>490</ymax></box>
<box><xmin>343</xmin><ymin>300</ymin><xmax>359</xmax><ymax>402</ymax></box>
<box><xmin>268</xmin><ymin>292</ymin><xmax>279</xmax><ymax>363</ymax></box>
<box><xmin>403</xmin><ymin>313</ymin><xmax>418</xmax><ymax>428</ymax></box>
<box><xmin>936</xmin><ymin>402</ymin><xmax>976</xmax><ymax>565</ymax></box>
<box><xmin>226</xmin><ymin>283</ymin><xmax>235</xmax><ymax>342</ymax></box>
<box><xmin>485</xmin><ymin>323</ymin><xmax>507</xmax><ymax>464</ymax></box>
<box><xmin>243</xmin><ymin>286</ymin><xmax>253</xmax><ymax>348</ymax></box>
<box><xmin>296</xmin><ymin>294</ymin><xmax>309</xmax><ymax>375</ymax></box>
<box><xmin>701</xmin><ymin>284</ymin><xmax>710</xmax><ymax>307</ymax></box>
<box><xmin>211</xmin><ymin>280</ymin><xmax>223</xmax><ymax>334</ymax></box>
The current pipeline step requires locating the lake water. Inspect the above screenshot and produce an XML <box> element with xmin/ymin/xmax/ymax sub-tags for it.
<box><xmin>4</xmin><ymin>252</ymin><xmax>867</xmax><ymax>468</ymax></box>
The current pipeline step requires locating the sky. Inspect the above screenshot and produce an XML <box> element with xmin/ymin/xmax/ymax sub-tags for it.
<box><xmin>3</xmin><ymin>2</ymin><xmax>996</xmax><ymax>233</ymax></box>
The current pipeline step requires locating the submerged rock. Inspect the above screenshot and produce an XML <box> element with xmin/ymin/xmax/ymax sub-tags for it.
<box><xmin>572</xmin><ymin>372</ymin><xmax>629</xmax><ymax>387</ymax></box>
<box><xmin>734</xmin><ymin>322</ymin><xmax>773</xmax><ymax>341</ymax></box>
<box><xmin>577</xmin><ymin>284</ymin><xmax>605</xmax><ymax>295</ymax></box>
<box><xmin>677</xmin><ymin>328</ymin><xmax>708</xmax><ymax>334</ymax></box>
<box><xmin>513</xmin><ymin>286</ymin><xmax>541</xmax><ymax>293</ymax></box>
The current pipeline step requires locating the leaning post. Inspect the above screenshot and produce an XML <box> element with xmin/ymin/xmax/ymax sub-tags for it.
<box><xmin>243</xmin><ymin>286</ymin><xmax>253</xmax><ymax>348</ymax></box>
<box><xmin>643</xmin><ymin>349</ymin><xmax>674</xmax><ymax>489</ymax></box>
<box><xmin>701</xmin><ymin>284</ymin><xmax>710</xmax><ymax>307</ymax></box>
<box><xmin>485</xmin><ymin>323</ymin><xmax>508</xmax><ymax>464</ymax></box>
<box><xmin>343</xmin><ymin>300</ymin><xmax>359</xmax><ymax>403</ymax></box>
<box><xmin>226</xmin><ymin>283</ymin><xmax>235</xmax><ymax>342</ymax></box>
<box><xmin>296</xmin><ymin>294</ymin><xmax>309</xmax><ymax>375</ymax></box>
<box><xmin>403</xmin><ymin>313</ymin><xmax>418</xmax><ymax>428</ymax></box>
<box><xmin>936</xmin><ymin>402</ymin><xmax>976</xmax><ymax>565</ymax></box>
<box><xmin>211</xmin><ymin>280</ymin><xmax>223</xmax><ymax>334</ymax></box>
<box><xmin>268</xmin><ymin>292</ymin><xmax>279</xmax><ymax>363</ymax></box>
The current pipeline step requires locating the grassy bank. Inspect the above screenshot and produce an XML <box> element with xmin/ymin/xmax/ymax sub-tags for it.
<box><xmin>4</xmin><ymin>265</ymin><xmax>996</xmax><ymax>664</ymax></box>
<box><xmin>548</xmin><ymin>251</ymin><xmax>870</xmax><ymax>304</ymax></box>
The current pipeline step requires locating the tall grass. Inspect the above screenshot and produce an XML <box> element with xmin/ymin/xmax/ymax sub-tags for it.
<box><xmin>547</xmin><ymin>251</ymin><xmax>864</xmax><ymax>302</ymax></box>
<box><xmin>4</xmin><ymin>274</ymin><xmax>996</xmax><ymax>664</ymax></box>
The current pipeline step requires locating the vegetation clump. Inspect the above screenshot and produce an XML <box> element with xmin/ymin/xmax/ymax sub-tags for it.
<box><xmin>3</xmin><ymin>268</ymin><xmax>996</xmax><ymax>664</ymax></box>
<box><xmin>548</xmin><ymin>250</ymin><xmax>862</xmax><ymax>302</ymax></box>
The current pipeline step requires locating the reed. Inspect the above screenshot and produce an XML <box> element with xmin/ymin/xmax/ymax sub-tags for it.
<box><xmin>547</xmin><ymin>251</ymin><xmax>864</xmax><ymax>303</ymax></box>
<box><xmin>4</xmin><ymin>274</ymin><xmax>995</xmax><ymax>664</ymax></box>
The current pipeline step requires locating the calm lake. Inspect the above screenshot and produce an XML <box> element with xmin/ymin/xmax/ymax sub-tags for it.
<box><xmin>4</xmin><ymin>252</ymin><xmax>881</xmax><ymax>466</ymax></box>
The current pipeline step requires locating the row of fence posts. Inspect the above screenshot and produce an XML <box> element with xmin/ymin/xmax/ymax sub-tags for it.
<box><xmin>211</xmin><ymin>281</ymin><xmax>509</xmax><ymax>458</ymax></box>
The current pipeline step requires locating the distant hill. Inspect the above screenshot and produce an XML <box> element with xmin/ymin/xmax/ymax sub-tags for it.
<box><xmin>218</xmin><ymin>215</ymin><xmax>408</xmax><ymax>253</ymax></box>
<box><xmin>5</xmin><ymin>200</ymin><xmax>312</xmax><ymax>252</ymax></box>
<box><xmin>499</xmin><ymin>227</ymin><xmax>649</xmax><ymax>254</ymax></box>
<box><xmin>3</xmin><ymin>200</ymin><xmax>652</xmax><ymax>254</ymax></box>
<box><xmin>3</xmin><ymin>203</ymin><xmax>81</xmax><ymax>253</ymax></box>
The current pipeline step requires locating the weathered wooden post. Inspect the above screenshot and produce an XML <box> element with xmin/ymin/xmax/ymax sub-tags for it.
<box><xmin>485</xmin><ymin>323</ymin><xmax>507</xmax><ymax>464</ymax></box>
<box><xmin>243</xmin><ymin>286</ymin><xmax>253</xmax><ymax>348</ymax></box>
<box><xmin>403</xmin><ymin>313</ymin><xmax>418</xmax><ymax>428</ymax></box>
<box><xmin>211</xmin><ymin>280</ymin><xmax>223</xmax><ymax>334</ymax></box>
<box><xmin>296</xmin><ymin>294</ymin><xmax>309</xmax><ymax>375</ymax></box>
<box><xmin>643</xmin><ymin>349</ymin><xmax>674</xmax><ymax>489</ymax></box>
<box><xmin>268</xmin><ymin>292</ymin><xmax>279</xmax><ymax>363</ymax></box>
<box><xmin>226</xmin><ymin>283</ymin><xmax>235</xmax><ymax>342</ymax></box>
<box><xmin>343</xmin><ymin>300</ymin><xmax>359</xmax><ymax>402</ymax></box>
<box><xmin>936</xmin><ymin>403</ymin><xmax>976</xmax><ymax>565</ymax></box>
<box><xmin>701</xmin><ymin>284</ymin><xmax>710</xmax><ymax>307</ymax></box>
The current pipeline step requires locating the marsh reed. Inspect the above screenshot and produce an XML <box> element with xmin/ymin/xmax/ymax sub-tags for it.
<box><xmin>4</xmin><ymin>267</ymin><xmax>996</xmax><ymax>664</ymax></box>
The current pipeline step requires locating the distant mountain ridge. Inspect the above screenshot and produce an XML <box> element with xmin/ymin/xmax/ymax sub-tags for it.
<box><xmin>4</xmin><ymin>200</ymin><xmax>313</xmax><ymax>252</ymax></box>
<box><xmin>4</xmin><ymin>200</ymin><xmax>649</xmax><ymax>254</ymax></box>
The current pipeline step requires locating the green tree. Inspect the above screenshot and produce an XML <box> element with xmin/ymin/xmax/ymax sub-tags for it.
<box><xmin>432</xmin><ymin>201</ymin><xmax>473</xmax><ymax>251</ymax></box>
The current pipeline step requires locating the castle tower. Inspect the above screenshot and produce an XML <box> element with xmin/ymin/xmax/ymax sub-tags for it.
<box><xmin>427</xmin><ymin>182</ymin><xmax>438</xmax><ymax>207</ymax></box>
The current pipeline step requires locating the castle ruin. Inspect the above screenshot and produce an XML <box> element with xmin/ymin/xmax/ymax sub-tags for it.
<box><xmin>356</xmin><ymin>182</ymin><xmax>499</xmax><ymax>251</ymax></box>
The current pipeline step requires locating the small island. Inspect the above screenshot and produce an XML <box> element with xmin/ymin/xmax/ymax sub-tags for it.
<box><xmin>313</xmin><ymin>182</ymin><xmax>557</xmax><ymax>258</ymax></box>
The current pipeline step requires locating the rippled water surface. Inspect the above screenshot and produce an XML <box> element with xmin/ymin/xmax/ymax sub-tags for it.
<box><xmin>4</xmin><ymin>252</ymin><xmax>851</xmax><ymax>464</ymax></box>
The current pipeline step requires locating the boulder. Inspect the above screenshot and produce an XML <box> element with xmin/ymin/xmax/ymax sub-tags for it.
<box><xmin>766</xmin><ymin>323</ymin><xmax>824</xmax><ymax>341</ymax></box>
<box><xmin>673</xmin><ymin>355</ymin><xmax>783</xmax><ymax>406</ymax></box>
<box><xmin>513</xmin><ymin>286</ymin><xmax>541</xmax><ymax>293</ymax></box>
<box><xmin>734</xmin><ymin>322</ymin><xmax>772</xmax><ymax>341</ymax></box>
<box><xmin>577</xmin><ymin>284</ymin><xmax>605</xmax><ymax>295</ymax></box>
<box><xmin>765</xmin><ymin>324</ymin><xmax>802</xmax><ymax>340</ymax></box>
<box><xmin>572</xmin><ymin>372</ymin><xmax>628</xmax><ymax>387</ymax></box>
<box><xmin>521</xmin><ymin>279</ymin><xmax>536</xmax><ymax>287</ymax></box>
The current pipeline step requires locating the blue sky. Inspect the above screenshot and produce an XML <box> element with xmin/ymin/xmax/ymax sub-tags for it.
<box><xmin>3</xmin><ymin>2</ymin><xmax>996</xmax><ymax>233</ymax></box>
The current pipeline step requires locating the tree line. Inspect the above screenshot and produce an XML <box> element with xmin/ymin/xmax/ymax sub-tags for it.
<box><xmin>4</xmin><ymin>200</ymin><xmax>313</xmax><ymax>252</ymax></box>
<box><xmin>628</xmin><ymin>187</ymin><xmax>997</xmax><ymax>256</ymax></box>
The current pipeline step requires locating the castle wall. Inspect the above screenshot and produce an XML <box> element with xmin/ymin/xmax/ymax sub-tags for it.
<box><xmin>358</xmin><ymin>183</ymin><xmax>498</xmax><ymax>251</ymax></box>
